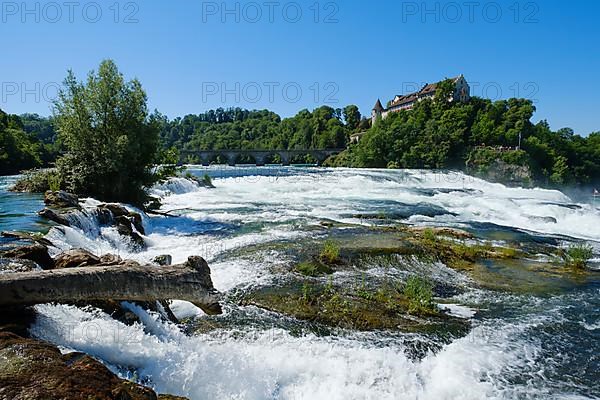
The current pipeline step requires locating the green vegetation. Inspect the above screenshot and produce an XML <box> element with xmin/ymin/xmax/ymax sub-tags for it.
<box><xmin>0</xmin><ymin>110</ymin><xmax>54</xmax><ymax>175</ymax></box>
<box><xmin>563</xmin><ymin>243</ymin><xmax>594</xmax><ymax>269</ymax></box>
<box><xmin>52</xmin><ymin>60</ymin><xmax>161</xmax><ymax>204</ymax></box>
<box><xmin>295</xmin><ymin>260</ymin><xmax>333</xmax><ymax>277</ymax></box>
<box><xmin>245</xmin><ymin>278</ymin><xmax>442</xmax><ymax>331</ymax></box>
<box><xmin>3</xmin><ymin>76</ymin><xmax>600</xmax><ymax>189</ymax></box>
<box><xmin>320</xmin><ymin>239</ymin><xmax>341</xmax><ymax>264</ymax></box>
<box><xmin>403</xmin><ymin>276</ymin><xmax>436</xmax><ymax>315</ymax></box>
<box><xmin>202</xmin><ymin>174</ymin><xmax>213</xmax><ymax>187</ymax></box>
<box><xmin>406</xmin><ymin>228</ymin><xmax>521</xmax><ymax>270</ymax></box>
<box><xmin>155</xmin><ymin>105</ymin><xmax>363</xmax><ymax>164</ymax></box>
<box><xmin>334</xmin><ymin>87</ymin><xmax>600</xmax><ymax>187</ymax></box>
<box><xmin>10</xmin><ymin>169</ymin><xmax>60</xmax><ymax>193</ymax></box>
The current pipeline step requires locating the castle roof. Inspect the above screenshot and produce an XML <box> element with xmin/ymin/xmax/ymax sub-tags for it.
<box><xmin>388</xmin><ymin>75</ymin><xmax>463</xmax><ymax>109</ymax></box>
<box><xmin>372</xmin><ymin>99</ymin><xmax>384</xmax><ymax>112</ymax></box>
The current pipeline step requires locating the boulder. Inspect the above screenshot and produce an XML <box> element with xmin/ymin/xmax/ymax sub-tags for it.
<box><xmin>0</xmin><ymin>306</ymin><xmax>36</xmax><ymax>337</ymax></box>
<box><xmin>129</xmin><ymin>212</ymin><xmax>146</xmax><ymax>234</ymax></box>
<box><xmin>54</xmin><ymin>249</ymin><xmax>101</xmax><ymax>269</ymax></box>
<box><xmin>0</xmin><ymin>258</ymin><xmax>39</xmax><ymax>274</ymax></box>
<box><xmin>2</xmin><ymin>244</ymin><xmax>54</xmax><ymax>270</ymax></box>
<box><xmin>0</xmin><ymin>332</ymin><xmax>166</xmax><ymax>399</ymax></box>
<box><xmin>98</xmin><ymin>203</ymin><xmax>130</xmax><ymax>218</ymax></box>
<box><xmin>99</xmin><ymin>253</ymin><xmax>123</xmax><ymax>265</ymax></box>
<box><xmin>153</xmin><ymin>254</ymin><xmax>173</xmax><ymax>266</ymax></box>
<box><xmin>38</xmin><ymin>207</ymin><xmax>71</xmax><ymax>226</ymax></box>
<box><xmin>115</xmin><ymin>216</ymin><xmax>146</xmax><ymax>250</ymax></box>
<box><xmin>44</xmin><ymin>190</ymin><xmax>80</xmax><ymax>209</ymax></box>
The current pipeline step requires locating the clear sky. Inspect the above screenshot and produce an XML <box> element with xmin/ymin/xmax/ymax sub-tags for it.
<box><xmin>1</xmin><ymin>0</ymin><xmax>599</xmax><ymax>134</ymax></box>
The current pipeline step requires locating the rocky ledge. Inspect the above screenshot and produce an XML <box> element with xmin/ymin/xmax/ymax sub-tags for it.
<box><xmin>0</xmin><ymin>332</ymin><xmax>188</xmax><ymax>400</ymax></box>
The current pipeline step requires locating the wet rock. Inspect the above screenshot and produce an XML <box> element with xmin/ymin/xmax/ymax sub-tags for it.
<box><xmin>98</xmin><ymin>203</ymin><xmax>130</xmax><ymax>218</ymax></box>
<box><xmin>54</xmin><ymin>249</ymin><xmax>101</xmax><ymax>269</ymax></box>
<box><xmin>115</xmin><ymin>216</ymin><xmax>146</xmax><ymax>250</ymax></box>
<box><xmin>0</xmin><ymin>306</ymin><xmax>36</xmax><ymax>337</ymax></box>
<box><xmin>153</xmin><ymin>254</ymin><xmax>173</xmax><ymax>266</ymax></box>
<box><xmin>528</xmin><ymin>215</ymin><xmax>558</xmax><ymax>224</ymax></box>
<box><xmin>407</xmin><ymin>226</ymin><xmax>474</xmax><ymax>240</ymax></box>
<box><xmin>128</xmin><ymin>212</ymin><xmax>145</xmax><ymax>235</ymax></box>
<box><xmin>0</xmin><ymin>258</ymin><xmax>40</xmax><ymax>273</ymax></box>
<box><xmin>2</xmin><ymin>244</ymin><xmax>54</xmax><ymax>270</ymax></box>
<box><xmin>1</xmin><ymin>231</ymin><xmax>53</xmax><ymax>247</ymax></box>
<box><xmin>158</xmin><ymin>395</ymin><xmax>190</xmax><ymax>400</ymax></box>
<box><xmin>38</xmin><ymin>207</ymin><xmax>71</xmax><ymax>226</ymax></box>
<box><xmin>99</xmin><ymin>253</ymin><xmax>123</xmax><ymax>265</ymax></box>
<box><xmin>44</xmin><ymin>190</ymin><xmax>80</xmax><ymax>209</ymax></box>
<box><xmin>0</xmin><ymin>332</ymin><xmax>161</xmax><ymax>399</ymax></box>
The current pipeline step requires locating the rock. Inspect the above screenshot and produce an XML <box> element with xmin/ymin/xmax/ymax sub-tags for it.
<box><xmin>44</xmin><ymin>190</ymin><xmax>80</xmax><ymax>209</ymax></box>
<box><xmin>99</xmin><ymin>253</ymin><xmax>123</xmax><ymax>265</ymax></box>
<box><xmin>528</xmin><ymin>215</ymin><xmax>558</xmax><ymax>224</ymax></box>
<box><xmin>408</xmin><ymin>226</ymin><xmax>474</xmax><ymax>240</ymax></box>
<box><xmin>98</xmin><ymin>203</ymin><xmax>130</xmax><ymax>218</ymax></box>
<box><xmin>153</xmin><ymin>255</ymin><xmax>173</xmax><ymax>266</ymax></box>
<box><xmin>38</xmin><ymin>207</ymin><xmax>71</xmax><ymax>226</ymax></box>
<box><xmin>0</xmin><ymin>332</ymin><xmax>161</xmax><ymax>399</ymax></box>
<box><xmin>158</xmin><ymin>396</ymin><xmax>190</xmax><ymax>400</ymax></box>
<box><xmin>1</xmin><ymin>231</ymin><xmax>53</xmax><ymax>247</ymax></box>
<box><xmin>115</xmin><ymin>216</ymin><xmax>146</xmax><ymax>250</ymax></box>
<box><xmin>54</xmin><ymin>249</ymin><xmax>101</xmax><ymax>269</ymax></box>
<box><xmin>468</xmin><ymin>159</ymin><xmax>534</xmax><ymax>187</ymax></box>
<box><xmin>0</xmin><ymin>258</ymin><xmax>40</xmax><ymax>274</ymax></box>
<box><xmin>0</xmin><ymin>306</ymin><xmax>36</xmax><ymax>337</ymax></box>
<box><xmin>128</xmin><ymin>212</ymin><xmax>145</xmax><ymax>235</ymax></box>
<box><xmin>2</xmin><ymin>244</ymin><xmax>54</xmax><ymax>270</ymax></box>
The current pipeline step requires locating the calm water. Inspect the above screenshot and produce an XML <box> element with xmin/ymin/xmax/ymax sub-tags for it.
<box><xmin>2</xmin><ymin>167</ymin><xmax>599</xmax><ymax>399</ymax></box>
<box><xmin>0</xmin><ymin>176</ymin><xmax>48</xmax><ymax>245</ymax></box>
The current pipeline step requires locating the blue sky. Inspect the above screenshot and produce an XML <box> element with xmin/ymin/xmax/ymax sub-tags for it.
<box><xmin>1</xmin><ymin>0</ymin><xmax>599</xmax><ymax>134</ymax></box>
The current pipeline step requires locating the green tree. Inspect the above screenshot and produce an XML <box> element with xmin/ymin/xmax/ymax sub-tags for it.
<box><xmin>550</xmin><ymin>155</ymin><xmax>570</xmax><ymax>185</ymax></box>
<box><xmin>53</xmin><ymin>60</ymin><xmax>159</xmax><ymax>204</ymax></box>
<box><xmin>343</xmin><ymin>105</ymin><xmax>361</xmax><ymax>131</ymax></box>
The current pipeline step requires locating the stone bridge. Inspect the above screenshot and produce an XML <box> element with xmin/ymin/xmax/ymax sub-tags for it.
<box><xmin>179</xmin><ymin>149</ymin><xmax>344</xmax><ymax>166</ymax></box>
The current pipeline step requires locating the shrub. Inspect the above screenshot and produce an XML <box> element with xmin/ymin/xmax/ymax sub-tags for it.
<box><xmin>564</xmin><ymin>243</ymin><xmax>594</xmax><ymax>269</ymax></box>
<box><xmin>320</xmin><ymin>239</ymin><xmax>341</xmax><ymax>264</ymax></box>
<box><xmin>10</xmin><ymin>169</ymin><xmax>60</xmax><ymax>193</ymax></box>
<box><xmin>403</xmin><ymin>276</ymin><xmax>436</xmax><ymax>315</ymax></box>
<box><xmin>295</xmin><ymin>261</ymin><xmax>333</xmax><ymax>277</ymax></box>
<box><xmin>202</xmin><ymin>174</ymin><xmax>213</xmax><ymax>187</ymax></box>
<box><xmin>422</xmin><ymin>228</ymin><xmax>436</xmax><ymax>242</ymax></box>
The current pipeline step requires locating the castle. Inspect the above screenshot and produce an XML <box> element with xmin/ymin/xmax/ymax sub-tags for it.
<box><xmin>372</xmin><ymin>75</ymin><xmax>471</xmax><ymax>124</ymax></box>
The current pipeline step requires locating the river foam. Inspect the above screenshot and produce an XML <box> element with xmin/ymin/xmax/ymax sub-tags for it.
<box><xmin>27</xmin><ymin>167</ymin><xmax>600</xmax><ymax>399</ymax></box>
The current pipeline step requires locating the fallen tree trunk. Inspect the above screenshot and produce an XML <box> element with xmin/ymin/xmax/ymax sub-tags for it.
<box><xmin>0</xmin><ymin>256</ymin><xmax>222</xmax><ymax>315</ymax></box>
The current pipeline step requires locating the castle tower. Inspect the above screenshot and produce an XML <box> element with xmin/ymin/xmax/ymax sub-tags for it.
<box><xmin>372</xmin><ymin>99</ymin><xmax>385</xmax><ymax>124</ymax></box>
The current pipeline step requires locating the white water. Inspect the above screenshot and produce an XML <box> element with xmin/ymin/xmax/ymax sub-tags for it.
<box><xmin>31</xmin><ymin>302</ymin><xmax>559</xmax><ymax>400</ymax></box>
<box><xmin>29</xmin><ymin>168</ymin><xmax>600</xmax><ymax>399</ymax></box>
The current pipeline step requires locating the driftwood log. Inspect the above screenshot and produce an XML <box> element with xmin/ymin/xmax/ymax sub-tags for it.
<box><xmin>0</xmin><ymin>256</ymin><xmax>222</xmax><ymax>315</ymax></box>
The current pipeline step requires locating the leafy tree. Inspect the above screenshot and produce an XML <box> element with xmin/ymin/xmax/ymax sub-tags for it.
<box><xmin>0</xmin><ymin>109</ymin><xmax>45</xmax><ymax>175</ymax></box>
<box><xmin>53</xmin><ymin>60</ymin><xmax>159</xmax><ymax>204</ymax></box>
<box><xmin>343</xmin><ymin>105</ymin><xmax>361</xmax><ymax>131</ymax></box>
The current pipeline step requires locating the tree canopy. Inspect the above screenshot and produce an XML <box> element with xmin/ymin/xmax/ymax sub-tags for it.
<box><xmin>53</xmin><ymin>59</ymin><xmax>160</xmax><ymax>204</ymax></box>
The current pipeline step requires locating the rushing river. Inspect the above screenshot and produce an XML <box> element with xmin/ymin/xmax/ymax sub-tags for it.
<box><xmin>1</xmin><ymin>167</ymin><xmax>599</xmax><ymax>400</ymax></box>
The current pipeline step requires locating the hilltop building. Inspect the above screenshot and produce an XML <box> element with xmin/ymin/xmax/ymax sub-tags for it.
<box><xmin>372</xmin><ymin>75</ymin><xmax>470</xmax><ymax>124</ymax></box>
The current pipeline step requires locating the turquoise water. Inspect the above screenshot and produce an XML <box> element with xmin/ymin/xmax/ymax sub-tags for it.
<box><xmin>0</xmin><ymin>176</ymin><xmax>48</xmax><ymax>244</ymax></box>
